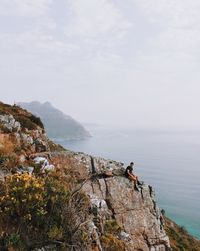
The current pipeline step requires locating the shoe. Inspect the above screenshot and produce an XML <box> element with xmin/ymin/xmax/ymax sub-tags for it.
<box><xmin>137</xmin><ymin>181</ymin><xmax>143</xmax><ymax>186</ymax></box>
<box><xmin>135</xmin><ymin>185</ymin><xmax>140</xmax><ymax>191</ymax></box>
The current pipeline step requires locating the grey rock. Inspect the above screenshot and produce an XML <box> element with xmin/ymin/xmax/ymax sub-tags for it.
<box><xmin>69</xmin><ymin>152</ymin><xmax>171</xmax><ymax>250</ymax></box>
<box><xmin>0</xmin><ymin>114</ymin><xmax>21</xmax><ymax>132</ymax></box>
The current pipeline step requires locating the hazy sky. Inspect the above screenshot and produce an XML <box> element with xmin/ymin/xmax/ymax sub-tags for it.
<box><xmin>1</xmin><ymin>0</ymin><xmax>200</xmax><ymax>128</ymax></box>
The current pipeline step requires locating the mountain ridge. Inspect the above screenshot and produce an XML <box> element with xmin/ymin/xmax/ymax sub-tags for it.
<box><xmin>18</xmin><ymin>101</ymin><xmax>91</xmax><ymax>141</ymax></box>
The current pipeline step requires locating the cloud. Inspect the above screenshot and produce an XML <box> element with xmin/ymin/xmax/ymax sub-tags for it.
<box><xmin>0</xmin><ymin>0</ymin><xmax>52</xmax><ymax>17</ymax></box>
<box><xmin>135</xmin><ymin>0</ymin><xmax>200</xmax><ymax>28</ymax></box>
<box><xmin>0</xmin><ymin>30</ymin><xmax>79</xmax><ymax>79</ymax></box>
<box><xmin>65</xmin><ymin>0</ymin><xmax>131</xmax><ymax>39</ymax></box>
<box><xmin>133</xmin><ymin>0</ymin><xmax>200</xmax><ymax>71</ymax></box>
<box><xmin>0</xmin><ymin>31</ymin><xmax>76</xmax><ymax>55</ymax></box>
<box><xmin>1</xmin><ymin>0</ymin><xmax>200</xmax><ymax>127</ymax></box>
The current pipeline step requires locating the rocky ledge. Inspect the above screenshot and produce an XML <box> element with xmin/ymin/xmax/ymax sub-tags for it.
<box><xmin>56</xmin><ymin>151</ymin><xmax>171</xmax><ymax>251</ymax></box>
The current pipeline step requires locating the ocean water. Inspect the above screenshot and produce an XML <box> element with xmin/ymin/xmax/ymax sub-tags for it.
<box><xmin>56</xmin><ymin>126</ymin><xmax>200</xmax><ymax>239</ymax></box>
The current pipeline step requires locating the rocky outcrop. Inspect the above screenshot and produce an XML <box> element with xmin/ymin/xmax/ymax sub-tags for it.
<box><xmin>0</xmin><ymin>115</ymin><xmax>49</xmax><ymax>154</ymax></box>
<box><xmin>0</xmin><ymin>114</ymin><xmax>21</xmax><ymax>132</ymax></box>
<box><xmin>56</xmin><ymin>152</ymin><xmax>171</xmax><ymax>250</ymax></box>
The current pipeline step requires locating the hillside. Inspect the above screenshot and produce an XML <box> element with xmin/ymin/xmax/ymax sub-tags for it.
<box><xmin>165</xmin><ymin>217</ymin><xmax>200</xmax><ymax>251</ymax></box>
<box><xmin>0</xmin><ymin>101</ymin><xmax>200</xmax><ymax>250</ymax></box>
<box><xmin>18</xmin><ymin>101</ymin><xmax>90</xmax><ymax>141</ymax></box>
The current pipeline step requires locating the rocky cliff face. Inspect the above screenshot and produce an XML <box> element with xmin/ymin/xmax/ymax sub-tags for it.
<box><xmin>59</xmin><ymin>152</ymin><xmax>171</xmax><ymax>251</ymax></box>
<box><xmin>0</xmin><ymin>102</ymin><xmax>171</xmax><ymax>250</ymax></box>
<box><xmin>0</xmin><ymin>113</ymin><xmax>49</xmax><ymax>153</ymax></box>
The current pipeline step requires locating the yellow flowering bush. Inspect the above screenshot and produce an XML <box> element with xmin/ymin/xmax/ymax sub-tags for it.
<box><xmin>0</xmin><ymin>173</ymin><xmax>47</xmax><ymax>224</ymax></box>
<box><xmin>0</xmin><ymin>167</ymin><xmax>90</xmax><ymax>250</ymax></box>
<box><xmin>48</xmin><ymin>225</ymin><xmax>63</xmax><ymax>240</ymax></box>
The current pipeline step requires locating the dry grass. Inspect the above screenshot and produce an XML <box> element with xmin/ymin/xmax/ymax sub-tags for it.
<box><xmin>165</xmin><ymin>217</ymin><xmax>200</xmax><ymax>251</ymax></box>
<box><xmin>0</xmin><ymin>134</ymin><xmax>17</xmax><ymax>155</ymax></box>
<box><xmin>51</xmin><ymin>155</ymin><xmax>90</xmax><ymax>186</ymax></box>
<box><xmin>0</xmin><ymin>134</ymin><xmax>23</xmax><ymax>171</ymax></box>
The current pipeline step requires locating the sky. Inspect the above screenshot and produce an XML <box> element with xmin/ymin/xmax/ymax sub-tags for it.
<box><xmin>1</xmin><ymin>0</ymin><xmax>200</xmax><ymax>128</ymax></box>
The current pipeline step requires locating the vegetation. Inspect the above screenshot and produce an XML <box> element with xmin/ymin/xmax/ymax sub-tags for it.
<box><xmin>165</xmin><ymin>217</ymin><xmax>200</xmax><ymax>251</ymax></box>
<box><xmin>0</xmin><ymin>168</ymin><xmax>90</xmax><ymax>250</ymax></box>
<box><xmin>0</xmin><ymin>102</ymin><xmax>44</xmax><ymax>131</ymax></box>
<box><xmin>0</xmin><ymin>100</ymin><xmax>90</xmax><ymax>250</ymax></box>
<box><xmin>0</xmin><ymin>135</ymin><xmax>21</xmax><ymax>172</ymax></box>
<box><xmin>48</xmin><ymin>140</ymin><xmax>66</xmax><ymax>152</ymax></box>
<box><xmin>104</xmin><ymin>220</ymin><xmax>122</xmax><ymax>234</ymax></box>
<box><xmin>100</xmin><ymin>220</ymin><xmax>126</xmax><ymax>251</ymax></box>
<box><xmin>101</xmin><ymin>233</ymin><xmax>126</xmax><ymax>251</ymax></box>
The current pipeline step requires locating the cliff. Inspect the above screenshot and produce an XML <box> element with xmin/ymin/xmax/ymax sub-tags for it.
<box><xmin>58</xmin><ymin>151</ymin><xmax>171</xmax><ymax>250</ymax></box>
<box><xmin>18</xmin><ymin>101</ymin><xmax>90</xmax><ymax>141</ymax></box>
<box><xmin>0</xmin><ymin>101</ymin><xmax>199</xmax><ymax>250</ymax></box>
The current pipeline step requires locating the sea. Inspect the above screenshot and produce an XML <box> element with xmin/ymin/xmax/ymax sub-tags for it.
<box><xmin>55</xmin><ymin>126</ymin><xmax>200</xmax><ymax>239</ymax></box>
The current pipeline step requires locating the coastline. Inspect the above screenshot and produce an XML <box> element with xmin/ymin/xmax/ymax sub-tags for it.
<box><xmin>56</xmin><ymin>127</ymin><xmax>200</xmax><ymax>240</ymax></box>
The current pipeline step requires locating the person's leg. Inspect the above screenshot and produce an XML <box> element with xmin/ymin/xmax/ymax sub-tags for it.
<box><xmin>132</xmin><ymin>174</ymin><xmax>138</xmax><ymax>180</ymax></box>
<box><xmin>128</xmin><ymin>175</ymin><xmax>135</xmax><ymax>181</ymax></box>
<box><xmin>130</xmin><ymin>174</ymin><xmax>137</xmax><ymax>181</ymax></box>
<box><xmin>137</xmin><ymin>180</ymin><xmax>143</xmax><ymax>186</ymax></box>
<box><xmin>135</xmin><ymin>176</ymin><xmax>143</xmax><ymax>186</ymax></box>
<box><xmin>133</xmin><ymin>174</ymin><xmax>143</xmax><ymax>186</ymax></box>
<box><xmin>129</xmin><ymin>175</ymin><xmax>140</xmax><ymax>191</ymax></box>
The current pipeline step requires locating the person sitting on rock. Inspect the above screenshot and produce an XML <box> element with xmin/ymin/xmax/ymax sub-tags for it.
<box><xmin>125</xmin><ymin>162</ymin><xmax>141</xmax><ymax>190</ymax></box>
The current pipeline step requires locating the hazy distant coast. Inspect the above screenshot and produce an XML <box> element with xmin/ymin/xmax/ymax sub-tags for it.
<box><xmin>18</xmin><ymin>101</ymin><xmax>91</xmax><ymax>141</ymax></box>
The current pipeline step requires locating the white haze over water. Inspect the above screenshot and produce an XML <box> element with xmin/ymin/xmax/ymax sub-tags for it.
<box><xmin>1</xmin><ymin>0</ymin><xmax>200</xmax><ymax>128</ymax></box>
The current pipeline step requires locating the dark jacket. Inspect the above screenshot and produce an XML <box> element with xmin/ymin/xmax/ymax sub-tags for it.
<box><xmin>125</xmin><ymin>165</ymin><xmax>133</xmax><ymax>177</ymax></box>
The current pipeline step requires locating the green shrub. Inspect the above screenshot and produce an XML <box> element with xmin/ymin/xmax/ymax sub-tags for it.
<box><xmin>0</xmin><ymin>171</ymin><xmax>90</xmax><ymax>250</ymax></box>
<box><xmin>14</xmin><ymin>115</ymin><xmax>37</xmax><ymax>130</ymax></box>
<box><xmin>48</xmin><ymin>225</ymin><xmax>64</xmax><ymax>240</ymax></box>
<box><xmin>104</xmin><ymin>220</ymin><xmax>122</xmax><ymax>234</ymax></box>
<box><xmin>0</xmin><ymin>154</ymin><xmax>7</xmax><ymax>167</ymax></box>
<box><xmin>0</xmin><ymin>173</ymin><xmax>47</xmax><ymax>225</ymax></box>
<box><xmin>5</xmin><ymin>233</ymin><xmax>21</xmax><ymax>249</ymax></box>
<box><xmin>101</xmin><ymin>233</ymin><xmax>126</xmax><ymax>251</ymax></box>
<box><xmin>100</xmin><ymin>220</ymin><xmax>125</xmax><ymax>251</ymax></box>
<box><xmin>29</xmin><ymin>115</ymin><xmax>44</xmax><ymax>129</ymax></box>
<box><xmin>0</xmin><ymin>102</ymin><xmax>44</xmax><ymax>131</ymax></box>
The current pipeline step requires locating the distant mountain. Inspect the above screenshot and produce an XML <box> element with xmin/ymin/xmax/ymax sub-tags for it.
<box><xmin>18</xmin><ymin>101</ymin><xmax>91</xmax><ymax>140</ymax></box>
